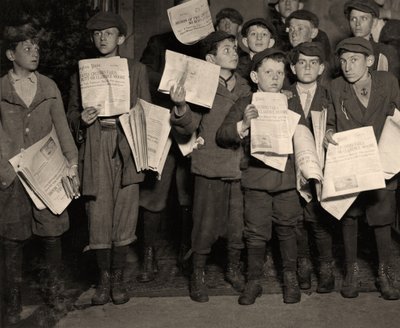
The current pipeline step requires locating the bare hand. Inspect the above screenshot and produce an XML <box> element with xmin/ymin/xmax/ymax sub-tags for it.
<box><xmin>81</xmin><ymin>106</ymin><xmax>99</xmax><ymax>126</ymax></box>
<box><xmin>243</xmin><ymin>104</ymin><xmax>259</xmax><ymax>130</ymax></box>
<box><xmin>64</xmin><ymin>164</ymin><xmax>80</xmax><ymax>199</ymax></box>
<box><xmin>170</xmin><ymin>84</ymin><xmax>186</xmax><ymax>106</ymax></box>
<box><xmin>323</xmin><ymin>130</ymin><xmax>338</xmax><ymax>148</ymax></box>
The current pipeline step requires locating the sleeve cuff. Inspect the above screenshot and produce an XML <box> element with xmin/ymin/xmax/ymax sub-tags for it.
<box><xmin>237</xmin><ymin>121</ymin><xmax>249</xmax><ymax>139</ymax></box>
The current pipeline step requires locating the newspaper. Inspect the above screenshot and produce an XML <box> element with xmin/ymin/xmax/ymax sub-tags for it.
<box><xmin>167</xmin><ymin>0</ymin><xmax>214</xmax><ymax>45</ymax></box>
<box><xmin>321</xmin><ymin>126</ymin><xmax>385</xmax><ymax>199</ymax></box>
<box><xmin>158</xmin><ymin>50</ymin><xmax>220</xmax><ymax>109</ymax></box>
<box><xmin>321</xmin><ymin>193</ymin><xmax>359</xmax><ymax>220</ymax></box>
<box><xmin>120</xmin><ymin>99</ymin><xmax>172</xmax><ymax>178</ymax></box>
<box><xmin>310</xmin><ymin>108</ymin><xmax>327</xmax><ymax>169</ymax></box>
<box><xmin>172</xmin><ymin>130</ymin><xmax>197</xmax><ymax>157</ymax></box>
<box><xmin>79</xmin><ymin>57</ymin><xmax>130</xmax><ymax>117</ymax></box>
<box><xmin>9</xmin><ymin>128</ymin><xmax>74</xmax><ymax>215</ymax></box>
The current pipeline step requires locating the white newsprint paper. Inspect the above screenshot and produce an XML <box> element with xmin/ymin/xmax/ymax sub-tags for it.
<box><xmin>120</xmin><ymin>99</ymin><xmax>172</xmax><ymax>178</ymax></box>
<box><xmin>310</xmin><ymin>108</ymin><xmax>327</xmax><ymax>169</ymax></box>
<box><xmin>378</xmin><ymin>109</ymin><xmax>400</xmax><ymax>180</ymax></box>
<box><xmin>9</xmin><ymin>127</ymin><xmax>72</xmax><ymax>215</ymax></box>
<box><xmin>321</xmin><ymin>126</ymin><xmax>385</xmax><ymax>200</ymax></box>
<box><xmin>158</xmin><ymin>50</ymin><xmax>220</xmax><ymax>108</ymax></box>
<box><xmin>321</xmin><ymin>193</ymin><xmax>359</xmax><ymax>220</ymax></box>
<box><xmin>167</xmin><ymin>0</ymin><xmax>214</xmax><ymax>45</ymax></box>
<box><xmin>79</xmin><ymin>57</ymin><xmax>130</xmax><ymax>117</ymax></box>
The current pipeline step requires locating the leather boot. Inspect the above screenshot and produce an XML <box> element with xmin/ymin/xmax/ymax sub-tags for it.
<box><xmin>225</xmin><ymin>249</ymin><xmax>245</xmax><ymax>292</ymax></box>
<box><xmin>317</xmin><ymin>261</ymin><xmax>335</xmax><ymax>293</ymax></box>
<box><xmin>297</xmin><ymin>257</ymin><xmax>312</xmax><ymax>290</ymax></box>
<box><xmin>6</xmin><ymin>284</ymin><xmax>22</xmax><ymax>325</ymax></box>
<box><xmin>189</xmin><ymin>269</ymin><xmax>209</xmax><ymax>302</ymax></box>
<box><xmin>44</xmin><ymin>268</ymin><xmax>67</xmax><ymax>315</ymax></box>
<box><xmin>238</xmin><ymin>280</ymin><xmax>262</xmax><ymax>305</ymax></box>
<box><xmin>137</xmin><ymin>247</ymin><xmax>157</xmax><ymax>283</ymax></box>
<box><xmin>341</xmin><ymin>262</ymin><xmax>359</xmax><ymax>298</ymax></box>
<box><xmin>92</xmin><ymin>270</ymin><xmax>111</xmax><ymax>305</ymax></box>
<box><xmin>111</xmin><ymin>269</ymin><xmax>129</xmax><ymax>305</ymax></box>
<box><xmin>283</xmin><ymin>271</ymin><xmax>301</xmax><ymax>304</ymax></box>
<box><xmin>376</xmin><ymin>263</ymin><xmax>400</xmax><ymax>300</ymax></box>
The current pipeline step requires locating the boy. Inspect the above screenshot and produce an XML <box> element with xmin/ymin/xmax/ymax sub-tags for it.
<box><xmin>67</xmin><ymin>11</ymin><xmax>151</xmax><ymax>305</ymax></box>
<box><xmin>344</xmin><ymin>0</ymin><xmax>400</xmax><ymax>79</ymax></box>
<box><xmin>217</xmin><ymin>48</ymin><xmax>309</xmax><ymax>305</ymax></box>
<box><xmin>288</xmin><ymin>42</ymin><xmax>335</xmax><ymax>293</ymax></box>
<box><xmin>215</xmin><ymin>7</ymin><xmax>244</xmax><ymax>36</ymax></box>
<box><xmin>1</xmin><ymin>21</ymin><xmax>79</xmax><ymax>324</ymax></box>
<box><xmin>237</xmin><ymin>18</ymin><xmax>276</xmax><ymax>82</ymax></box>
<box><xmin>324</xmin><ymin>37</ymin><xmax>400</xmax><ymax>300</ymax></box>
<box><xmin>170</xmin><ymin>31</ymin><xmax>251</xmax><ymax>303</ymax></box>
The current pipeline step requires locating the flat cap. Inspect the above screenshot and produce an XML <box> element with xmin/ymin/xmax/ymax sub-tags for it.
<box><xmin>251</xmin><ymin>48</ymin><xmax>286</xmax><ymax>71</ymax></box>
<box><xmin>216</xmin><ymin>8</ymin><xmax>244</xmax><ymax>25</ymax></box>
<box><xmin>286</xmin><ymin>10</ymin><xmax>319</xmax><ymax>28</ymax></box>
<box><xmin>241</xmin><ymin>18</ymin><xmax>276</xmax><ymax>37</ymax></box>
<box><xmin>344</xmin><ymin>0</ymin><xmax>379</xmax><ymax>17</ymax></box>
<box><xmin>289</xmin><ymin>41</ymin><xmax>325</xmax><ymax>64</ymax></box>
<box><xmin>86</xmin><ymin>11</ymin><xmax>127</xmax><ymax>35</ymax></box>
<box><xmin>199</xmin><ymin>31</ymin><xmax>235</xmax><ymax>58</ymax></box>
<box><xmin>335</xmin><ymin>37</ymin><xmax>373</xmax><ymax>55</ymax></box>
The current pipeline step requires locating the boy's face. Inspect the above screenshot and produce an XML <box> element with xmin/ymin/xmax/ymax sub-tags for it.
<box><xmin>206</xmin><ymin>39</ymin><xmax>238</xmax><ymax>70</ymax></box>
<box><xmin>288</xmin><ymin>19</ymin><xmax>318</xmax><ymax>47</ymax></box>
<box><xmin>278</xmin><ymin>0</ymin><xmax>301</xmax><ymax>19</ymax></box>
<box><xmin>349</xmin><ymin>9</ymin><xmax>377</xmax><ymax>39</ymax></box>
<box><xmin>7</xmin><ymin>40</ymin><xmax>40</xmax><ymax>73</ymax></box>
<box><xmin>290</xmin><ymin>53</ymin><xmax>324</xmax><ymax>84</ymax></box>
<box><xmin>250</xmin><ymin>58</ymin><xmax>285</xmax><ymax>92</ymax></box>
<box><xmin>243</xmin><ymin>25</ymin><xmax>275</xmax><ymax>54</ymax></box>
<box><xmin>216</xmin><ymin>18</ymin><xmax>240</xmax><ymax>36</ymax></box>
<box><xmin>339</xmin><ymin>51</ymin><xmax>374</xmax><ymax>83</ymax></box>
<box><xmin>92</xmin><ymin>27</ymin><xmax>125</xmax><ymax>57</ymax></box>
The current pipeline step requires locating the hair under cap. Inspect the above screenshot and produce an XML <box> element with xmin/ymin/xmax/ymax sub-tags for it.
<box><xmin>286</xmin><ymin>10</ymin><xmax>319</xmax><ymax>28</ymax></box>
<box><xmin>251</xmin><ymin>47</ymin><xmax>286</xmax><ymax>71</ymax></box>
<box><xmin>241</xmin><ymin>18</ymin><xmax>276</xmax><ymax>37</ymax></box>
<box><xmin>86</xmin><ymin>11</ymin><xmax>127</xmax><ymax>35</ymax></box>
<box><xmin>344</xmin><ymin>0</ymin><xmax>379</xmax><ymax>17</ymax></box>
<box><xmin>216</xmin><ymin>8</ymin><xmax>244</xmax><ymax>25</ymax></box>
<box><xmin>335</xmin><ymin>37</ymin><xmax>374</xmax><ymax>56</ymax></box>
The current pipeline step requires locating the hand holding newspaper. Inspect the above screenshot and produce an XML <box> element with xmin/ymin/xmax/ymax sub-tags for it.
<box><xmin>9</xmin><ymin>127</ymin><xmax>79</xmax><ymax>215</ymax></box>
<box><xmin>167</xmin><ymin>0</ymin><xmax>214</xmax><ymax>45</ymax></box>
<box><xmin>79</xmin><ymin>57</ymin><xmax>130</xmax><ymax>117</ymax></box>
<box><xmin>158</xmin><ymin>50</ymin><xmax>220</xmax><ymax>109</ymax></box>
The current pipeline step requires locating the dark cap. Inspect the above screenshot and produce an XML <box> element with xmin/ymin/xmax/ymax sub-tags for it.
<box><xmin>251</xmin><ymin>48</ymin><xmax>286</xmax><ymax>71</ymax></box>
<box><xmin>289</xmin><ymin>41</ymin><xmax>325</xmax><ymax>64</ymax></box>
<box><xmin>199</xmin><ymin>31</ymin><xmax>235</xmax><ymax>58</ymax></box>
<box><xmin>86</xmin><ymin>11</ymin><xmax>127</xmax><ymax>35</ymax></box>
<box><xmin>286</xmin><ymin>10</ymin><xmax>319</xmax><ymax>28</ymax></box>
<box><xmin>344</xmin><ymin>0</ymin><xmax>379</xmax><ymax>17</ymax></box>
<box><xmin>335</xmin><ymin>37</ymin><xmax>373</xmax><ymax>55</ymax></box>
<box><xmin>241</xmin><ymin>18</ymin><xmax>276</xmax><ymax>37</ymax></box>
<box><xmin>216</xmin><ymin>8</ymin><xmax>244</xmax><ymax>25</ymax></box>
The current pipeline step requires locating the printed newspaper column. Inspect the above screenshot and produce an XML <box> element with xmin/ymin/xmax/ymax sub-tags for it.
<box><xmin>78</xmin><ymin>57</ymin><xmax>130</xmax><ymax>117</ymax></box>
<box><xmin>321</xmin><ymin>126</ymin><xmax>386</xmax><ymax>219</ymax></box>
<box><xmin>168</xmin><ymin>0</ymin><xmax>214</xmax><ymax>45</ymax></box>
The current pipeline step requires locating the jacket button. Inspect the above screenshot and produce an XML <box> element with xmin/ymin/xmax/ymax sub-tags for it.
<box><xmin>25</xmin><ymin>128</ymin><xmax>30</xmax><ymax>133</ymax></box>
<box><xmin>1</xmin><ymin>182</ymin><xmax>6</xmax><ymax>186</ymax></box>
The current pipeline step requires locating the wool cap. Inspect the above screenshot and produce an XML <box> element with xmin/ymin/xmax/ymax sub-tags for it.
<box><xmin>199</xmin><ymin>31</ymin><xmax>235</xmax><ymax>58</ymax></box>
<box><xmin>86</xmin><ymin>11</ymin><xmax>127</xmax><ymax>35</ymax></box>
<box><xmin>251</xmin><ymin>47</ymin><xmax>286</xmax><ymax>71</ymax></box>
<box><xmin>216</xmin><ymin>8</ymin><xmax>244</xmax><ymax>25</ymax></box>
<box><xmin>286</xmin><ymin>10</ymin><xmax>319</xmax><ymax>28</ymax></box>
<box><xmin>335</xmin><ymin>37</ymin><xmax>373</xmax><ymax>55</ymax></box>
<box><xmin>344</xmin><ymin>0</ymin><xmax>380</xmax><ymax>17</ymax></box>
<box><xmin>241</xmin><ymin>18</ymin><xmax>276</xmax><ymax>37</ymax></box>
<box><xmin>289</xmin><ymin>41</ymin><xmax>325</xmax><ymax>64</ymax></box>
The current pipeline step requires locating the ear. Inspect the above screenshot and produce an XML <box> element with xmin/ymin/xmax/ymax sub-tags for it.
<box><xmin>310</xmin><ymin>27</ymin><xmax>318</xmax><ymax>40</ymax></box>
<box><xmin>242</xmin><ymin>37</ymin><xmax>249</xmax><ymax>48</ymax></box>
<box><xmin>117</xmin><ymin>35</ymin><xmax>126</xmax><ymax>46</ymax></box>
<box><xmin>6</xmin><ymin>49</ymin><xmax>15</xmax><ymax>62</ymax></box>
<box><xmin>318</xmin><ymin>62</ymin><xmax>325</xmax><ymax>75</ymax></box>
<box><xmin>366</xmin><ymin>55</ymin><xmax>375</xmax><ymax>67</ymax></box>
<box><xmin>290</xmin><ymin>64</ymin><xmax>297</xmax><ymax>75</ymax></box>
<box><xmin>299</xmin><ymin>2</ymin><xmax>304</xmax><ymax>10</ymax></box>
<box><xmin>275</xmin><ymin>4</ymin><xmax>280</xmax><ymax>13</ymax></box>
<box><xmin>268</xmin><ymin>38</ymin><xmax>276</xmax><ymax>48</ymax></box>
<box><xmin>250</xmin><ymin>70</ymin><xmax>259</xmax><ymax>84</ymax></box>
<box><xmin>205</xmin><ymin>53</ymin><xmax>216</xmax><ymax>64</ymax></box>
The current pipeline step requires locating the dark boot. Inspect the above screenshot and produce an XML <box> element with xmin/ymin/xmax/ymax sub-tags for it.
<box><xmin>137</xmin><ymin>247</ymin><xmax>158</xmax><ymax>283</ymax></box>
<box><xmin>225</xmin><ymin>249</ymin><xmax>245</xmax><ymax>292</ymax></box>
<box><xmin>177</xmin><ymin>244</ymin><xmax>191</xmax><ymax>275</ymax></box>
<box><xmin>317</xmin><ymin>261</ymin><xmax>335</xmax><ymax>293</ymax></box>
<box><xmin>189</xmin><ymin>269</ymin><xmax>209</xmax><ymax>302</ymax></box>
<box><xmin>376</xmin><ymin>263</ymin><xmax>400</xmax><ymax>300</ymax></box>
<box><xmin>91</xmin><ymin>270</ymin><xmax>111</xmax><ymax>305</ymax></box>
<box><xmin>341</xmin><ymin>262</ymin><xmax>359</xmax><ymax>298</ymax></box>
<box><xmin>5</xmin><ymin>285</ymin><xmax>22</xmax><ymax>325</ymax></box>
<box><xmin>111</xmin><ymin>269</ymin><xmax>129</xmax><ymax>305</ymax></box>
<box><xmin>297</xmin><ymin>257</ymin><xmax>312</xmax><ymax>290</ymax></box>
<box><xmin>43</xmin><ymin>268</ymin><xmax>67</xmax><ymax>315</ymax></box>
<box><xmin>283</xmin><ymin>271</ymin><xmax>301</xmax><ymax>304</ymax></box>
<box><xmin>238</xmin><ymin>280</ymin><xmax>262</xmax><ymax>305</ymax></box>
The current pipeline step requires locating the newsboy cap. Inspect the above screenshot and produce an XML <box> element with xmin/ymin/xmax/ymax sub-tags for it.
<box><xmin>335</xmin><ymin>37</ymin><xmax>374</xmax><ymax>56</ymax></box>
<box><xmin>289</xmin><ymin>41</ymin><xmax>325</xmax><ymax>64</ymax></box>
<box><xmin>86</xmin><ymin>11</ymin><xmax>127</xmax><ymax>35</ymax></box>
<box><xmin>241</xmin><ymin>18</ymin><xmax>276</xmax><ymax>37</ymax></box>
<box><xmin>344</xmin><ymin>0</ymin><xmax>380</xmax><ymax>18</ymax></box>
<box><xmin>251</xmin><ymin>48</ymin><xmax>286</xmax><ymax>71</ymax></box>
<box><xmin>199</xmin><ymin>31</ymin><xmax>235</xmax><ymax>58</ymax></box>
<box><xmin>286</xmin><ymin>10</ymin><xmax>319</xmax><ymax>28</ymax></box>
<box><xmin>216</xmin><ymin>8</ymin><xmax>244</xmax><ymax>25</ymax></box>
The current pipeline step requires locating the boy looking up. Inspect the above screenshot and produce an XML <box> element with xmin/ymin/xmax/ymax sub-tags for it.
<box><xmin>170</xmin><ymin>31</ymin><xmax>251</xmax><ymax>303</ymax></box>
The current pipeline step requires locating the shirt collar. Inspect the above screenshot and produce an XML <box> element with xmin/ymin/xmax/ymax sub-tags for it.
<box><xmin>296</xmin><ymin>82</ymin><xmax>317</xmax><ymax>95</ymax></box>
<box><xmin>8</xmin><ymin>70</ymin><xmax>37</xmax><ymax>84</ymax></box>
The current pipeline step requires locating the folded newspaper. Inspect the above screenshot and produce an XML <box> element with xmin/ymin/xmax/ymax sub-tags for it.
<box><xmin>9</xmin><ymin>127</ymin><xmax>76</xmax><ymax>215</ymax></box>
